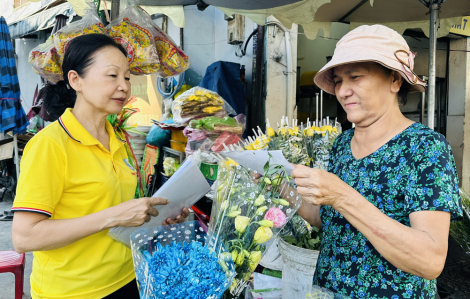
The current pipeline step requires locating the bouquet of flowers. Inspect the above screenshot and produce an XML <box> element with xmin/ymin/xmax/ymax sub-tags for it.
<box><xmin>130</xmin><ymin>221</ymin><xmax>236</xmax><ymax>299</ymax></box>
<box><xmin>207</xmin><ymin>156</ymin><xmax>302</xmax><ymax>298</ymax></box>
<box><xmin>280</xmin><ymin>214</ymin><xmax>322</xmax><ymax>250</ymax></box>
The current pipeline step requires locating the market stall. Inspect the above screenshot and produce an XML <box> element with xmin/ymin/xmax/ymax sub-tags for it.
<box><xmin>24</xmin><ymin>0</ymin><xmax>470</xmax><ymax>298</ymax></box>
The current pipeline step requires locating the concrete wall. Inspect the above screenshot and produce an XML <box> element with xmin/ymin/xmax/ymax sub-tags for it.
<box><xmin>448</xmin><ymin>37</ymin><xmax>470</xmax><ymax>191</ymax></box>
<box><xmin>14</xmin><ymin>37</ymin><xmax>44</xmax><ymax>114</ymax></box>
<box><xmin>265</xmin><ymin>18</ymin><xmax>298</xmax><ymax>126</ymax></box>
<box><xmin>166</xmin><ymin>6</ymin><xmax>255</xmax><ymax>98</ymax></box>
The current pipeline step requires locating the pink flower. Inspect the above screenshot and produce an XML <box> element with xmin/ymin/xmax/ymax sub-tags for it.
<box><xmin>264</xmin><ymin>207</ymin><xmax>287</xmax><ymax>228</ymax></box>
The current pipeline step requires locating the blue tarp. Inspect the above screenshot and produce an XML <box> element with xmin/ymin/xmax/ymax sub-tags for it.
<box><xmin>0</xmin><ymin>17</ymin><xmax>29</xmax><ymax>134</ymax></box>
<box><xmin>199</xmin><ymin>61</ymin><xmax>246</xmax><ymax>115</ymax></box>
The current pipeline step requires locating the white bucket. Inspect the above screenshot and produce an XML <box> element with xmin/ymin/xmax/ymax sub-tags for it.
<box><xmin>260</xmin><ymin>237</ymin><xmax>284</xmax><ymax>271</ymax></box>
<box><xmin>278</xmin><ymin>238</ymin><xmax>320</xmax><ymax>299</ymax></box>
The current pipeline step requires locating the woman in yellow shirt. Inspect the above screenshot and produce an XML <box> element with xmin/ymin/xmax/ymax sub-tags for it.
<box><xmin>11</xmin><ymin>34</ymin><xmax>188</xmax><ymax>299</ymax></box>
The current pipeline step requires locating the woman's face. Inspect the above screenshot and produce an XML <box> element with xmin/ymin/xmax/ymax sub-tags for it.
<box><xmin>71</xmin><ymin>46</ymin><xmax>131</xmax><ymax>115</ymax></box>
<box><xmin>333</xmin><ymin>62</ymin><xmax>402</xmax><ymax>126</ymax></box>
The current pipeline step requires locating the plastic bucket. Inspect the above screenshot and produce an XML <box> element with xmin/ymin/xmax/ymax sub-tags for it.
<box><xmin>278</xmin><ymin>238</ymin><xmax>319</xmax><ymax>299</ymax></box>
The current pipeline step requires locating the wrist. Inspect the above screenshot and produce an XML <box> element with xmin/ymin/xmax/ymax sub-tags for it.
<box><xmin>332</xmin><ymin>183</ymin><xmax>353</xmax><ymax>213</ymax></box>
<box><xmin>100</xmin><ymin>206</ymin><xmax>119</xmax><ymax>230</ymax></box>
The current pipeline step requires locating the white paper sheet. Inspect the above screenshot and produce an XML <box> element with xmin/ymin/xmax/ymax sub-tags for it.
<box><xmin>221</xmin><ymin>150</ymin><xmax>295</xmax><ymax>176</ymax></box>
<box><xmin>108</xmin><ymin>159</ymin><xmax>211</xmax><ymax>247</ymax></box>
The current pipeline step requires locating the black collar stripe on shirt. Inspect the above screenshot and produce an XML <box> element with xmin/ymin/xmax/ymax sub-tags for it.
<box><xmin>58</xmin><ymin>117</ymin><xmax>82</xmax><ymax>144</ymax></box>
<box><xmin>116</xmin><ymin>134</ymin><xmax>126</xmax><ymax>143</ymax></box>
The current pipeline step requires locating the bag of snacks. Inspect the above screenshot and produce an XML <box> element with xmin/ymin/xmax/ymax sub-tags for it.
<box><xmin>53</xmin><ymin>3</ymin><xmax>106</xmax><ymax>65</ymax></box>
<box><xmin>136</xmin><ymin>9</ymin><xmax>190</xmax><ymax>78</ymax></box>
<box><xmin>172</xmin><ymin>87</ymin><xmax>236</xmax><ymax>125</ymax></box>
<box><xmin>28</xmin><ymin>36</ymin><xmax>63</xmax><ymax>83</ymax></box>
<box><xmin>107</xmin><ymin>0</ymin><xmax>160</xmax><ymax>75</ymax></box>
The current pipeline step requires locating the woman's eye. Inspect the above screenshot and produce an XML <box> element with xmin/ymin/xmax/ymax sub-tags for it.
<box><xmin>351</xmin><ymin>75</ymin><xmax>361</xmax><ymax>80</ymax></box>
<box><xmin>334</xmin><ymin>80</ymin><xmax>342</xmax><ymax>85</ymax></box>
<box><xmin>125</xmin><ymin>77</ymin><xmax>131</xmax><ymax>81</ymax></box>
<box><xmin>110</xmin><ymin>75</ymin><xmax>117</xmax><ymax>78</ymax></box>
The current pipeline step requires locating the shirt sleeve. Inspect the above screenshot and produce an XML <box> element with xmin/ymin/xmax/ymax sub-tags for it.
<box><xmin>403</xmin><ymin>133</ymin><xmax>463</xmax><ymax>221</ymax></box>
<box><xmin>12</xmin><ymin>136</ymin><xmax>65</xmax><ymax>217</ymax></box>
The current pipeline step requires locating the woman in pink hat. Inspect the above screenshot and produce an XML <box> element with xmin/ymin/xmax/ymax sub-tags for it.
<box><xmin>292</xmin><ymin>25</ymin><xmax>462</xmax><ymax>299</ymax></box>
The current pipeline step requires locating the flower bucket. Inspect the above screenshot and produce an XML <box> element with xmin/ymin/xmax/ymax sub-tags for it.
<box><xmin>278</xmin><ymin>238</ymin><xmax>319</xmax><ymax>299</ymax></box>
<box><xmin>130</xmin><ymin>221</ymin><xmax>236</xmax><ymax>299</ymax></box>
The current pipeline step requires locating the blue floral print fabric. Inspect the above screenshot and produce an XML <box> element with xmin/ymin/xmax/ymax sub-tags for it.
<box><xmin>313</xmin><ymin>123</ymin><xmax>463</xmax><ymax>299</ymax></box>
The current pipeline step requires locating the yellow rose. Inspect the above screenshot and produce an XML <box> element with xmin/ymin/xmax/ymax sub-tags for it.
<box><xmin>235</xmin><ymin>216</ymin><xmax>250</xmax><ymax>234</ymax></box>
<box><xmin>227</xmin><ymin>205</ymin><xmax>241</xmax><ymax>218</ymax></box>
<box><xmin>248</xmin><ymin>251</ymin><xmax>262</xmax><ymax>271</ymax></box>
<box><xmin>264</xmin><ymin>177</ymin><xmax>272</xmax><ymax>185</ymax></box>
<box><xmin>256</xmin><ymin>205</ymin><xmax>268</xmax><ymax>215</ymax></box>
<box><xmin>231</xmin><ymin>250</ymin><xmax>238</xmax><ymax>262</ymax></box>
<box><xmin>236</xmin><ymin>252</ymin><xmax>245</xmax><ymax>265</ymax></box>
<box><xmin>220</xmin><ymin>200</ymin><xmax>229</xmax><ymax>211</ymax></box>
<box><xmin>243</xmin><ymin>250</ymin><xmax>250</xmax><ymax>258</ymax></box>
<box><xmin>253</xmin><ymin>227</ymin><xmax>273</xmax><ymax>244</ymax></box>
<box><xmin>254</xmin><ymin>195</ymin><xmax>266</xmax><ymax>206</ymax></box>
<box><xmin>258</xmin><ymin>219</ymin><xmax>274</xmax><ymax>227</ymax></box>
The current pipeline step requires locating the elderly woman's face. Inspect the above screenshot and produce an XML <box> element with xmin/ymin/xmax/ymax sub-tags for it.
<box><xmin>333</xmin><ymin>62</ymin><xmax>401</xmax><ymax>126</ymax></box>
<box><xmin>75</xmin><ymin>46</ymin><xmax>131</xmax><ymax>115</ymax></box>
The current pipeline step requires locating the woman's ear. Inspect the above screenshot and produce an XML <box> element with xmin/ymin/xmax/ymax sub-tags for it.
<box><xmin>68</xmin><ymin>70</ymin><xmax>81</xmax><ymax>93</ymax></box>
<box><xmin>391</xmin><ymin>71</ymin><xmax>403</xmax><ymax>94</ymax></box>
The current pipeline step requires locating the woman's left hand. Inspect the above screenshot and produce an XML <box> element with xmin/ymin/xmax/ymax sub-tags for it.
<box><xmin>162</xmin><ymin>207</ymin><xmax>191</xmax><ymax>225</ymax></box>
<box><xmin>291</xmin><ymin>164</ymin><xmax>351</xmax><ymax>209</ymax></box>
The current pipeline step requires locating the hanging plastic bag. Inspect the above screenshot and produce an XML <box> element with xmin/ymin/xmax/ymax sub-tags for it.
<box><xmin>136</xmin><ymin>9</ymin><xmax>190</xmax><ymax>77</ymax></box>
<box><xmin>172</xmin><ymin>87</ymin><xmax>236</xmax><ymax>125</ymax></box>
<box><xmin>53</xmin><ymin>3</ymin><xmax>107</xmax><ymax>65</ymax></box>
<box><xmin>28</xmin><ymin>36</ymin><xmax>63</xmax><ymax>84</ymax></box>
<box><xmin>107</xmin><ymin>1</ymin><xmax>160</xmax><ymax>75</ymax></box>
<box><xmin>130</xmin><ymin>221</ymin><xmax>235</xmax><ymax>299</ymax></box>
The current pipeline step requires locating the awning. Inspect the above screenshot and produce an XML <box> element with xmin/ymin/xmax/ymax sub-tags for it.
<box><xmin>8</xmin><ymin>2</ymin><xmax>75</xmax><ymax>39</ymax></box>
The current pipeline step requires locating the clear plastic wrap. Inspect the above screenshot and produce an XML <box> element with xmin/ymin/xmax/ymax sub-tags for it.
<box><xmin>207</xmin><ymin>157</ymin><xmax>302</xmax><ymax>298</ymax></box>
<box><xmin>28</xmin><ymin>36</ymin><xmax>63</xmax><ymax>83</ymax></box>
<box><xmin>130</xmin><ymin>221</ymin><xmax>235</xmax><ymax>299</ymax></box>
<box><xmin>152</xmin><ymin>23</ymin><xmax>190</xmax><ymax>77</ymax></box>
<box><xmin>163</xmin><ymin>157</ymin><xmax>179</xmax><ymax>177</ymax></box>
<box><xmin>107</xmin><ymin>0</ymin><xmax>160</xmax><ymax>75</ymax></box>
<box><xmin>280</xmin><ymin>214</ymin><xmax>321</xmax><ymax>250</ymax></box>
<box><xmin>172</xmin><ymin>87</ymin><xmax>236</xmax><ymax>125</ymax></box>
<box><xmin>53</xmin><ymin>3</ymin><xmax>106</xmax><ymax>65</ymax></box>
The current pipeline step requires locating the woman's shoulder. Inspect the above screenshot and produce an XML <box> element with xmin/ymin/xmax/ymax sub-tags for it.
<box><xmin>404</xmin><ymin>123</ymin><xmax>451</xmax><ymax>148</ymax></box>
<box><xmin>26</xmin><ymin>121</ymin><xmax>68</xmax><ymax>150</ymax></box>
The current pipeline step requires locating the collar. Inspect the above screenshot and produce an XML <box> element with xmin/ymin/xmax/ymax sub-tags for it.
<box><xmin>59</xmin><ymin>109</ymin><xmax>127</xmax><ymax>150</ymax></box>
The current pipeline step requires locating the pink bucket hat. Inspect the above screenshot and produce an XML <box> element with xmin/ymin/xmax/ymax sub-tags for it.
<box><xmin>313</xmin><ymin>25</ymin><xmax>426</xmax><ymax>95</ymax></box>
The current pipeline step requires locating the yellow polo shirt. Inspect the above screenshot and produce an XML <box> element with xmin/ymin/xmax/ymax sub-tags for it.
<box><xmin>13</xmin><ymin>108</ymin><xmax>138</xmax><ymax>299</ymax></box>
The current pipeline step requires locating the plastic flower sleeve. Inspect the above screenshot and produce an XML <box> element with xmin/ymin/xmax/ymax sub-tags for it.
<box><xmin>131</xmin><ymin>221</ymin><xmax>235</xmax><ymax>299</ymax></box>
<box><xmin>53</xmin><ymin>3</ymin><xmax>106</xmax><ymax>65</ymax></box>
<box><xmin>28</xmin><ymin>36</ymin><xmax>63</xmax><ymax>83</ymax></box>
<box><xmin>172</xmin><ymin>87</ymin><xmax>237</xmax><ymax>125</ymax></box>
<box><xmin>207</xmin><ymin>158</ymin><xmax>302</xmax><ymax>298</ymax></box>
<box><xmin>106</xmin><ymin>0</ymin><xmax>161</xmax><ymax>75</ymax></box>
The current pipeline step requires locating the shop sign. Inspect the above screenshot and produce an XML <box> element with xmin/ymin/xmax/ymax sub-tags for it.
<box><xmin>450</xmin><ymin>17</ymin><xmax>470</xmax><ymax>37</ymax></box>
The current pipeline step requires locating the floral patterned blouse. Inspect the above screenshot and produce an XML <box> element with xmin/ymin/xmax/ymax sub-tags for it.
<box><xmin>313</xmin><ymin>123</ymin><xmax>463</xmax><ymax>299</ymax></box>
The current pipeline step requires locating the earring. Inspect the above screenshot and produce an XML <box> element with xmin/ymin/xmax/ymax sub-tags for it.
<box><xmin>66</xmin><ymin>84</ymin><xmax>70</xmax><ymax>89</ymax></box>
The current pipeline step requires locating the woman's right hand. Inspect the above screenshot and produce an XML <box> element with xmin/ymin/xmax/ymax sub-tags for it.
<box><xmin>108</xmin><ymin>197</ymin><xmax>169</xmax><ymax>228</ymax></box>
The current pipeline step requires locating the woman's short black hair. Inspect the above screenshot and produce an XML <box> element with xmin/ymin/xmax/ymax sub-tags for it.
<box><xmin>43</xmin><ymin>34</ymin><xmax>127</xmax><ymax>121</ymax></box>
<box><xmin>379</xmin><ymin>65</ymin><xmax>411</xmax><ymax>106</ymax></box>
